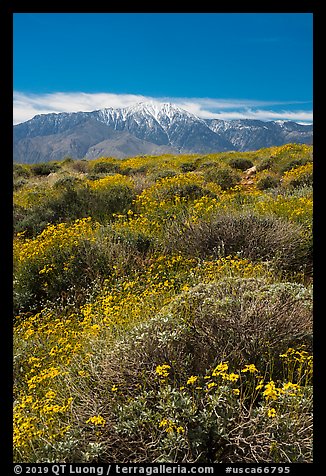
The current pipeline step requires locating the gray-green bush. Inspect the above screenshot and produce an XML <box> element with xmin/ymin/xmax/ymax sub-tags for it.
<box><xmin>163</xmin><ymin>212</ymin><xmax>312</xmax><ymax>273</ymax></box>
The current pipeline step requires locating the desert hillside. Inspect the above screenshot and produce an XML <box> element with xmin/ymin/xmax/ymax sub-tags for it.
<box><xmin>13</xmin><ymin>143</ymin><xmax>313</xmax><ymax>463</ymax></box>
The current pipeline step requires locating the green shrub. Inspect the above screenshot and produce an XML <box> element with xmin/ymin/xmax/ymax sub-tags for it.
<box><xmin>110</xmin><ymin>277</ymin><xmax>312</xmax><ymax>378</ymax></box>
<box><xmin>204</xmin><ymin>167</ymin><xmax>241</xmax><ymax>190</ymax></box>
<box><xmin>13</xmin><ymin>163</ymin><xmax>31</xmax><ymax>178</ymax></box>
<box><xmin>113</xmin><ymin>229</ymin><xmax>153</xmax><ymax>255</ymax></box>
<box><xmin>257</xmin><ymin>158</ymin><xmax>273</xmax><ymax>172</ymax></box>
<box><xmin>15</xmin><ymin>186</ymin><xmax>91</xmax><ymax>236</ymax></box>
<box><xmin>61</xmin><ymin>157</ymin><xmax>74</xmax><ymax>165</ymax></box>
<box><xmin>13</xmin><ymin>178</ymin><xmax>27</xmax><ymax>190</ymax></box>
<box><xmin>120</xmin><ymin>166</ymin><xmax>134</xmax><ymax>176</ymax></box>
<box><xmin>228</xmin><ymin>158</ymin><xmax>254</xmax><ymax>171</ymax></box>
<box><xmin>31</xmin><ymin>162</ymin><xmax>60</xmax><ymax>176</ymax></box>
<box><xmin>71</xmin><ymin>160</ymin><xmax>89</xmax><ymax>174</ymax></box>
<box><xmin>14</xmin><ymin>204</ymin><xmax>29</xmax><ymax>232</ymax></box>
<box><xmin>164</xmin><ymin>183</ymin><xmax>215</xmax><ymax>201</ymax></box>
<box><xmin>53</xmin><ymin>176</ymin><xmax>83</xmax><ymax>189</ymax></box>
<box><xmin>256</xmin><ymin>174</ymin><xmax>280</xmax><ymax>190</ymax></box>
<box><xmin>14</xmin><ymin>207</ymin><xmax>58</xmax><ymax>237</ymax></box>
<box><xmin>152</xmin><ymin>170</ymin><xmax>177</xmax><ymax>181</ymax></box>
<box><xmin>198</xmin><ymin>161</ymin><xmax>216</xmax><ymax>169</ymax></box>
<box><xmin>90</xmin><ymin>184</ymin><xmax>135</xmax><ymax>221</ymax></box>
<box><xmin>92</xmin><ymin>162</ymin><xmax>121</xmax><ymax>174</ymax></box>
<box><xmin>180</xmin><ymin>162</ymin><xmax>197</xmax><ymax>173</ymax></box>
<box><xmin>85</xmin><ymin>173</ymin><xmax>103</xmax><ymax>181</ymax></box>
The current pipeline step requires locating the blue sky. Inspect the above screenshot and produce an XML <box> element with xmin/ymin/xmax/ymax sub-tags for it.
<box><xmin>13</xmin><ymin>13</ymin><xmax>313</xmax><ymax>124</ymax></box>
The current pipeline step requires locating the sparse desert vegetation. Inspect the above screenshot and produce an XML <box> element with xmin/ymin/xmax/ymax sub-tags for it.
<box><xmin>13</xmin><ymin>143</ymin><xmax>313</xmax><ymax>463</ymax></box>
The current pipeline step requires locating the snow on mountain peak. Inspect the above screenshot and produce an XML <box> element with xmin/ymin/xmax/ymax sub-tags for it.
<box><xmin>127</xmin><ymin>101</ymin><xmax>192</xmax><ymax>120</ymax></box>
<box><xmin>95</xmin><ymin>101</ymin><xmax>203</xmax><ymax>133</ymax></box>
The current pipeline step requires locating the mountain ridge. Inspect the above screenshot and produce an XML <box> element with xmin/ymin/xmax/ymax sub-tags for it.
<box><xmin>13</xmin><ymin>102</ymin><xmax>313</xmax><ymax>163</ymax></box>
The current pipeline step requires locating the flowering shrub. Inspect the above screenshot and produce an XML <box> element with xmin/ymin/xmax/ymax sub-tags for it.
<box><xmin>254</xmin><ymin>192</ymin><xmax>312</xmax><ymax>228</ymax></box>
<box><xmin>273</xmin><ymin>143</ymin><xmax>311</xmax><ymax>158</ymax></box>
<box><xmin>135</xmin><ymin>172</ymin><xmax>212</xmax><ymax>208</ymax></box>
<box><xmin>282</xmin><ymin>162</ymin><xmax>313</xmax><ymax>188</ymax></box>
<box><xmin>14</xmin><ymin>218</ymin><xmax>101</xmax><ymax>313</ymax></box>
<box><xmin>86</xmin><ymin>173</ymin><xmax>133</xmax><ymax>190</ymax></box>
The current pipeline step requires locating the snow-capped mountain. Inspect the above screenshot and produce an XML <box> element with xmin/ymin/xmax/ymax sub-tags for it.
<box><xmin>91</xmin><ymin>101</ymin><xmax>233</xmax><ymax>152</ymax></box>
<box><xmin>13</xmin><ymin>102</ymin><xmax>313</xmax><ymax>163</ymax></box>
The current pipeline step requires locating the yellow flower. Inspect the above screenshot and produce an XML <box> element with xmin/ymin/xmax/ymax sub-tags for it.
<box><xmin>45</xmin><ymin>390</ymin><xmax>56</xmax><ymax>400</ymax></box>
<box><xmin>233</xmin><ymin>389</ymin><xmax>240</xmax><ymax>395</ymax></box>
<box><xmin>78</xmin><ymin>370</ymin><xmax>88</xmax><ymax>377</ymax></box>
<box><xmin>282</xmin><ymin>382</ymin><xmax>300</xmax><ymax>396</ymax></box>
<box><xmin>187</xmin><ymin>375</ymin><xmax>198</xmax><ymax>385</ymax></box>
<box><xmin>176</xmin><ymin>426</ymin><xmax>185</xmax><ymax>434</ymax></box>
<box><xmin>222</xmin><ymin>372</ymin><xmax>240</xmax><ymax>382</ymax></box>
<box><xmin>255</xmin><ymin>379</ymin><xmax>264</xmax><ymax>391</ymax></box>
<box><xmin>159</xmin><ymin>418</ymin><xmax>169</xmax><ymax>427</ymax></box>
<box><xmin>159</xmin><ymin>418</ymin><xmax>176</xmax><ymax>433</ymax></box>
<box><xmin>111</xmin><ymin>385</ymin><xmax>118</xmax><ymax>392</ymax></box>
<box><xmin>212</xmin><ymin>361</ymin><xmax>229</xmax><ymax>376</ymax></box>
<box><xmin>86</xmin><ymin>415</ymin><xmax>106</xmax><ymax>426</ymax></box>
<box><xmin>155</xmin><ymin>364</ymin><xmax>171</xmax><ymax>378</ymax></box>
<box><xmin>42</xmin><ymin>404</ymin><xmax>63</xmax><ymax>414</ymax></box>
<box><xmin>267</xmin><ymin>408</ymin><xmax>277</xmax><ymax>418</ymax></box>
<box><xmin>165</xmin><ymin>426</ymin><xmax>174</xmax><ymax>433</ymax></box>
<box><xmin>263</xmin><ymin>381</ymin><xmax>280</xmax><ymax>401</ymax></box>
<box><xmin>207</xmin><ymin>381</ymin><xmax>217</xmax><ymax>389</ymax></box>
<box><xmin>241</xmin><ymin>364</ymin><xmax>258</xmax><ymax>374</ymax></box>
<box><xmin>279</xmin><ymin>348</ymin><xmax>296</xmax><ymax>359</ymax></box>
<box><xmin>24</xmin><ymin>329</ymin><xmax>34</xmax><ymax>339</ymax></box>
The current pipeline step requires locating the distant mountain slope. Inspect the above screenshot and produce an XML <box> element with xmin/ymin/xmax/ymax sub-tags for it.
<box><xmin>207</xmin><ymin>118</ymin><xmax>313</xmax><ymax>152</ymax></box>
<box><xmin>13</xmin><ymin>102</ymin><xmax>313</xmax><ymax>163</ymax></box>
<box><xmin>14</xmin><ymin>118</ymin><xmax>179</xmax><ymax>163</ymax></box>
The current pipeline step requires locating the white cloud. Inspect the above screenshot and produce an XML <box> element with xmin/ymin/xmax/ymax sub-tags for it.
<box><xmin>199</xmin><ymin>108</ymin><xmax>313</xmax><ymax>123</ymax></box>
<box><xmin>13</xmin><ymin>91</ymin><xmax>149</xmax><ymax>124</ymax></box>
<box><xmin>13</xmin><ymin>91</ymin><xmax>313</xmax><ymax>125</ymax></box>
